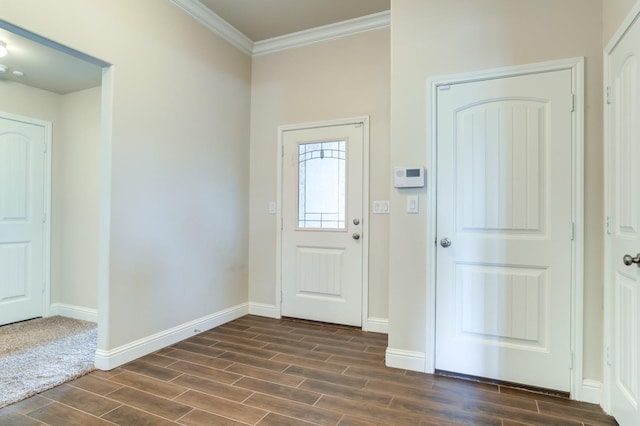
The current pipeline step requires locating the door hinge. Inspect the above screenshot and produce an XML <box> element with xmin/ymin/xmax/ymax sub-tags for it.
<box><xmin>43</xmin><ymin>142</ymin><xmax>47</xmax><ymax>154</ymax></box>
<box><xmin>569</xmin><ymin>351</ymin><xmax>574</xmax><ymax>369</ymax></box>
<box><xmin>571</xmin><ymin>222</ymin><xmax>575</xmax><ymax>241</ymax></box>
<box><xmin>42</xmin><ymin>212</ymin><xmax>47</xmax><ymax>223</ymax></box>
<box><xmin>606</xmin><ymin>216</ymin><xmax>612</xmax><ymax>235</ymax></box>
<box><xmin>281</xmin><ymin>217</ymin><xmax>283</xmax><ymax>231</ymax></box>
<box><xmin>606</xmin><ymin>346</ymin><xmax>612</xmax><ymax>366</ymax></box>
<box><xmin>571</xmin><ymin>94</ymin><xmax>575</xmax><ymax>112</ymax></box>
<box><xmin>281</xmin><ymin>145</ymin><xmax>284</xmax><ymax>157</ymax></box>
<box><xmin>606</xmin><ymin>86</ymin><xmax>612</xmax><ymax>105</ymax></box>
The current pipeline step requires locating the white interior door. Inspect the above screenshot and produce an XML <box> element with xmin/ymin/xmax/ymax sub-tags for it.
<box><xmin>435</xmin><ymin>70</ymin><xmax>574</xmax><ymax>392</ymax></box>
<box><xmin>607</xmin><ymin>15</ymin><xmax>640</xmax><ymax>425</ymax></box>
<box><xmin>281</xmin><ymin>122</ymin><xmax>364</xmax><ymax>326</ymax></box>
<box><xmin>0</xmin><ymin>114</ymin><xmax>47</xmax><ymax>326</ymax></box>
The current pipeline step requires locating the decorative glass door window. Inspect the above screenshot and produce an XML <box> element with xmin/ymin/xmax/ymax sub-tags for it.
<box><xmin>298</xmin><ymin>140</ymin><xmax>346</xmax><ymax>229</ymax></box>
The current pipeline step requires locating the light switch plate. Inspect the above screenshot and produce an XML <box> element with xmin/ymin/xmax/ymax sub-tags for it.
<box><xmin>373</xmin><ymin>200</ymin><xmax>390</xmax><ymax>214</ymax></box>
<box><xmin>268</xmin><ymin>202</ymin><xmax>276</xmax><ymax>214</ymax></box>
<box><xmin>407</xmin><ymin>196</ymin><xmax>419</xmax><ymax>214</ymax></box>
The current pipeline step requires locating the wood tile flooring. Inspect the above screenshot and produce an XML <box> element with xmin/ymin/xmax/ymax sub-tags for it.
<box><xmin>0</xmin><ymin>315</ymin><xmax>618</xmax><ymax>425</ymax></box>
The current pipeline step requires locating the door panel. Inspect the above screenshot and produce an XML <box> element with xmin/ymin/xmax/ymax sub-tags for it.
<box><xmin>0</xmin><ymin>115</ymin><xmax>46</xmax><ymax>325</ymax></box>
<box><xmin>435</xmin><ymin>70</ymin><xmax>573</xmax><ymax>391</ymax></box>
<box><xmin>281</xmin><ymin>123</ymin><xmax>364</xmax><ymax>326</ymax></box>
<box><xmin>609</xmin><ymin>15</ymin><xmax>640</xmax><ymax>425</ymax></box>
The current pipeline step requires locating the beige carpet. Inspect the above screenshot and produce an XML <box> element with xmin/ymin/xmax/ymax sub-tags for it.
<box><xmin>0</xmin><ymin>316</ymin><xmax>97</xmax><ymax>408</ymax></box>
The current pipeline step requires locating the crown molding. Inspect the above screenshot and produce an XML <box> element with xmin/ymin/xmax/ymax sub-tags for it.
<box><xmin>169</xmin><ymin>0</ymin><xmax>254</xmax><ymax>56</ymax></box>
<box><xmin>170</xmin><ymin>1</ymin><xmax>390</xmax><ymax>57</ymax></box>
<box><xmin>252</xmin><ymin>10</ymin><xmax>391</xmax><ymax>56</ymax></box>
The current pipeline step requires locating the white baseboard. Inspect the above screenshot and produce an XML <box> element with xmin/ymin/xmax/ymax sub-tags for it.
<box><xmin>385</xmin><ymin>347</ymin><xmax>426</xmax><ymax>372</ymax></box>
<box><xmin>248</xmin><ymin>302</ymin><xmax>280</xmax><ymax>319</ymax></box>
<box><xmin>94</xmin><ymin>303</ymin><xmax>248</xmax><ymax>371</ymax></box>
<box><xmin>365</xmin><ymin>317</ymin><xmax>388</xmax><ymax>334</ymax></box>
<box><xmin>580</xmin><ymin>379</ymin><xmax>602</xmax><ymax>405</ymax></box>
<box><xmin>49</xmin><ymin>303</ymin><xmax>98</xmax><ymax>323</ymax></box>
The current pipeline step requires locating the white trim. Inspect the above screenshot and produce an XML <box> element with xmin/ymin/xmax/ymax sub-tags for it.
<box><xmin>43</xmin><ymin>119</ymin><xmax>52</xmax><ymax>319</ymax></box>
<box><xmin>426</xmin><ymin>58</ymin><xmax>586</xmax><ymax>397</ymax></box>
<box><xmin>602</xmin><ymin>42</ymin><xmax>613</xmax><ymax>413</ymax></box>
<box><xmin>385</xmin><ymin>348</ymin><xmax>426</xmax><ymax>371</ymax></box>
<box><xmin>169</xmin><ymin>0</ymin><xmax>254</xmax><ymax>56</ymax></box>
<box><xmin>169</xmin><ymin>2</ymin><xmax>390</xmax><ymax>57</ymax></box>
<box><xmin>570</xmin><ymin>58</ymin><xmax>587</xmax><ymax>403</ymax></box>
<box><xmin>248</xmin><ymin>302</ymin><xmax>280</xmax><ymax>319</ymax></box>
<box><xmin>0</xmin><ymin>112</ymin><xmax>52</xmax><ymax>322</ymax></box>
<box><xmin>361</xmin><ymin>119</ymin><xmax>371</xmax><ymax>331</ymax></box>
<box><xmin>253</xmin><ymin>11</ymin><xmax>390</xmax><ymax>56</ymax></box>
<box><xmin>94</xmin><ymin>303</ymin><xmax>248</xmax><ymax>370</ymax></box>
<box><xmin>580</xmin><ymin>379</ymin><xmax>603</xmax><ymax>405</ymax></box>
<box><xmin>97</xmin><ymin>66</ymin><xmax>114</xmax><ymax>356</ymax></box>
<box><xmin>49</xmin><ymin>303</ymin><xmax>98</xmax><ymax>323</ymax></box>
<box><xmin>276</xmin><ymin>116</ymin><xmax>371</xmax><ymax>329</ymax></box>
<box><xmin>602</xmin><ymin>1</ymin><xmax>640</xmax><ymax>415</ymax></box>
<box><xmin>365</xmin><ymin>317</ymin><xmax>388</xmax><ymax>334</ymax></box>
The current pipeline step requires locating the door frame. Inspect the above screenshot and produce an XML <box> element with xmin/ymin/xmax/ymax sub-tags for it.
<box><xmin>603</xmin><ymin>3</ymin><xmax>640</xmax><ymax>415</ymax></box>
<box><xmin>276</xmin><ymin>116</ymin><xmax>371</xmax><ymax>329</ymax></box>
<box><xmin>0</xmin><ymin>111</ymin><xmax>53</xmax><ymax>320</ymax></box>
<box><xmin>425</xmin><ymin>58</ymin><xmax>585</xmax><ymax>398</ymax></box>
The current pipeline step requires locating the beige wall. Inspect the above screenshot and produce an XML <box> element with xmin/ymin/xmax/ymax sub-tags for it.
<box><xmin>2</xmin><ymin>0</ymin><xmax>252</xmax><ymax>352</ymax></box>
<box><xmin>0</xmin><ymin>82</ymin><xmax>100</xmax><ymax>311</ymax></box>
<box><xmin>56</xmin><ymin>87</ymin><xmax>101</xmax><ymax>309</ymax></box>
<box><xmin>603</xmin><ymin>0</ymin><xmax>638</xmax><ymax>43</ymax></box>
<box><xmin>248</xmin><ymin>29</ymin><xmax>391</xmax><ymax>320</ymax></box>
<box><xmin>389</xmin><ymin>0</ymin><xmax>604</xmax><ymax>382</ymax></box>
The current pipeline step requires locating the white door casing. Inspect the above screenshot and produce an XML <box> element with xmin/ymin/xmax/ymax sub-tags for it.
<box><xmin>0</xmin><ymin>113</ymin><xmax>51</xmax><ymax>326</ymax></box>
<box><xmin>430</xmin><ymin>59</ymin><xmax>584</xmax><ymax>394</ymax></box>
<box><xmin>279</xmin><ymin>119</ymin><xmax>368</xmax><ymax>327</ymax></box>
<box><xmin>605</xmin><ymin>7</ymin><xmax>640</xmax><ymax>424</ymax></box>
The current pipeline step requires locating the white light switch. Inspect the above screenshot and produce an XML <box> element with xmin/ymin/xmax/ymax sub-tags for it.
<box><xmin>268</xmin><ymin>202</ymin><xmax>276</xmax><ymax>214</ymax></box>
<box><xmin>407</xmin><ymin>196</ymin><xmax>419</xmax><ymax>214</ymax></box>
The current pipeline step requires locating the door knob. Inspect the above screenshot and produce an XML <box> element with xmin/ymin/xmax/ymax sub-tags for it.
<box><xmin>440</xmin><ymin>238</ymin><xmax>451</xmax><ymax>248</ymax></box>
<box><xmin>623</xmin><ymin>253</ymin><xmax>640</xmax><ymax>266</ymax></box>
<box><xmin>352</xmin><ymin>233</ymin><xmax>361</xmax><ymax>240</ymax></box>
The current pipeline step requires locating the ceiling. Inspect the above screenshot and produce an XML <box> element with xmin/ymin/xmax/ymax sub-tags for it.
<box><xmin>199</xmin><ymin>0</ymin><xmax>390</xmax><ymax>41</ymax></box>
<box><xmin>0</xmin><ymin>26</ymin><xmax>104</xmax><ymax>95</ymax></box>
<box><xmin>0</xmin><ymin>0</ymin><xmax>390</xmax><ymax>94</ymax></box>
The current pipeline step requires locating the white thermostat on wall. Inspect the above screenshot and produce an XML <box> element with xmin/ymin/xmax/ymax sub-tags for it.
<box><xmin>394</xmin><ymin>166</ymin><xmax>425</xmax><ymax>188</ymax></box>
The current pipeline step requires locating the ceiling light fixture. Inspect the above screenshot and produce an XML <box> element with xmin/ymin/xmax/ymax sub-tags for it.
<box><xmin>0</xmin><ymin>41</ymin><xmax>7</xmax><ymax>58</ymax></box>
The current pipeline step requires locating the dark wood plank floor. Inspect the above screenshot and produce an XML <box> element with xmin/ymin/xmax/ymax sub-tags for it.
<box><xmin>0</xmin><ymin>315</ymin><xmax>618</xmax><ymax>425</ymax></box>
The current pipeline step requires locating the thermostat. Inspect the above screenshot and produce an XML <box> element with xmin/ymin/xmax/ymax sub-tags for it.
<box><xmin>394</xmin><ymin>166</ymin><xmax>425</xmax><ymax>188</ymax></box>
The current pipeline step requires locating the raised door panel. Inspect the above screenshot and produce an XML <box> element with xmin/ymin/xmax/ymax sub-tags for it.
<box><xmin>458</xmin><ymin>101</ymin><xmax>545</xmax><ymax>234</ymax></box>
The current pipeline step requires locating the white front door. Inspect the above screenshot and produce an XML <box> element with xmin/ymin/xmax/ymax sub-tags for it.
<box><xmin>0</xmin><ymin>114</ymin><xmax>48</xmax><ymax>326</ymax></box>
<box><xmin>607</xmin><ymin>14</ymin><xmax>640</xmax><ymax>425</ymax></box>
<box><xmin>435</xmin><ymin>70</ymin><xmax>574</xmax><ymax>391</ymax></box>
<box><xmin>281</xmin><ymin>122</ymin><xmax>364</xmax><ymax>326</ymax></box>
